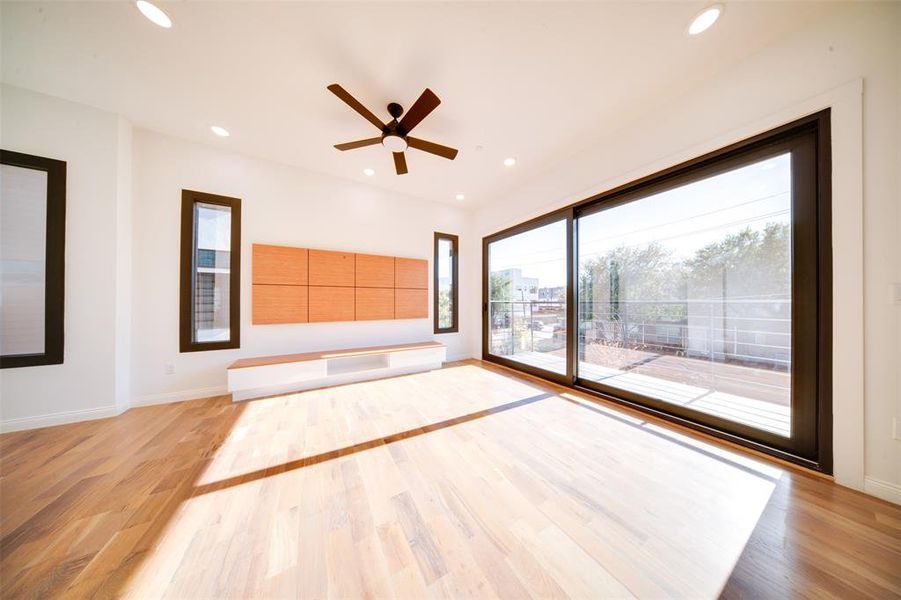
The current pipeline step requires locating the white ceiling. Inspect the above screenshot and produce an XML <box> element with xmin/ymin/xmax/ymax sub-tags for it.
<box><xmin>1</xmin><ymin>1</ymin><xmax>835</xmax><ymax>207</ymax></box>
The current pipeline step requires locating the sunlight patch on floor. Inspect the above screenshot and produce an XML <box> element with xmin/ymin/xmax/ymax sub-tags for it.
<box><xmin>195</xmin><ymin>364</ymin><xmax>546</xmax><ymax>486</ymax></box>
<box><xmin>121</xmin><ymin>364</ymin><xmax>777</xmax><ymax>598</ymax></box>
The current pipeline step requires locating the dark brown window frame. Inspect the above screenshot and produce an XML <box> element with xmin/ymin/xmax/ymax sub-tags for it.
<box><xmin>433</xmin><ymin>232</ymin><xmax>459</xmax><ymax>334</ymax></box>
<box><xmin>482</xmin><ymin>110</ymin><xmax>832</xmax><ymax>473</ymax></box>
<box><xmin>0</xmin><ymin>150</ymin><xmax>66</xmax><ymax>369</ymax></box>
<box><xmin>179</xmin><ymin>189</ymin><xmax>242</xmax><ymax>353</ymax></box>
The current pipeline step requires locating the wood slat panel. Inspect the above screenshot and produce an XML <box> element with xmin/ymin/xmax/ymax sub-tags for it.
<box><xmin>395</xmin><ymin>288</ymin><xmax>428</xmax><ymax>319</ymax></box>
<box><xmin>395</xmin><ymin>257</ymin><xmax>428</xmax><ymax>289</ymax></box>
<box><xmin>308</xmin><ymin>286</ymin><xmax>355</xmax><ymax>322</ymax></box>
<box><xmin>355</xmin><ymin>288</ymin><xmax>394</xmax><ymax>321</ymax></box>
<box><xmin>252</xmin><ymin>244</ymin><xmax>308</xmax><ymax>285</ymax></box>
<box><xmin>355</xmin><ymin>254</ymin><xmax>395</xmax><ymax>288</ymax></box>
<box><xmin>309</xmin><ymin>250</ymin><xmax>355</xmax><ymax>287</ymax></box>
<box><xmin>252</xmin><ymin>284</ymin><xmax>308</xmax><ymax>324</ymax></box>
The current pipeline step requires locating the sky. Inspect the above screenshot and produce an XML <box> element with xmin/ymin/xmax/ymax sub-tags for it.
<box><xmin>196</xmin><ymin>202</ymin><xmax>232</xmax><ymax>251</ymax></box>
<box><xmin>489</xmin><ymin>153</ymin><xmax>792</xmax><ymax>289</ymax></box>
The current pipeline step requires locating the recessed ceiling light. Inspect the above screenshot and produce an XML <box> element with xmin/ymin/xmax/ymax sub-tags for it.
<box><xmin>363</xmin><ymin>168</ymin><xmax>375</xmax><ymax>177</ymax></box>
<box><xmin>688</xmin><ymin>4</ymin><xmax>722</xmax><ymax>35</ymax></box>
<box><xmin>210</xmin><ymin>125</ymin><xmax>230</xmax><ymax>137</ymax></box>
<box><xmin>503</xmin><ymin>157</ymin><xmax>516</xmax><ymax>167</ymax></box>
<box><xmin>455</xmin><ymin>193</ymin><xmax>465</xmax><ymax>201</ymax></box>
<box><xmin>135</xmin><ymin>1</ymin><xmax>172</xmax><ymax>28</ymax></box>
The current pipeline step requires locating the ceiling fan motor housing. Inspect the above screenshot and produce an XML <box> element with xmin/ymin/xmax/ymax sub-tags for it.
<box><xmin>382</xmin><ymin>105</ymin><xmax>409</xmax><ymax>152</ymax></box>
<box><xmin>387</xmin><ymin>102</ymin><xmax>404</xmax><ymax>119</ymax></box>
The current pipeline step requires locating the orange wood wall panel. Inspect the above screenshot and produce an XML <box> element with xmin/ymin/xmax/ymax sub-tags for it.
<box><xmin>253</xmin><ymin>285</ymin><xmax>308</xmax><ymax>324</ymax></box>
<box><xmin>308</xmin><ymin>286</ymin><xmax>355</xmax><ymax>322</ymax></box>
<box><xmin>252</xmin><ymin>243</ymin><xmax>429</xmax><ymax>324</ymax></box>
<box><xmin>252</xmin><ymin>244</ymin><xmax>308</xmax><ymax>285</ymax></box>
<box><xmin>355</xmin><ymin>254</ymin><xmax>395</xmax><ymax>288</ymax></box>
<box><xmin>395</xmin><ymin>258</ymin><xmax>428</xmax><ymax>289</ymax></box>
<box><xmin>309</xmin><ymin>250</ymin><xmax>355</xmax><ymax>287</ymax></box>
<box><xmin>355</xmin><ymin>288</ymin><xmax>394</xmax><ymax>321</ymax></box>
<box><xmin>395</xmin><ymin>288</ymin><xmax>428</xmax><ymax>319</ymax></box>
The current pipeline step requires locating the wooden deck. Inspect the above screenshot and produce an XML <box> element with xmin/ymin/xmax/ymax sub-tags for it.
<box><xmin>508</xmin><ymin>347</ymin><xmax>792</xmax><ymax>436</ymax></box>
<box><xmin>1</xmin><ymin>360</ymin><xmax>898</xmax><ymax>598</ymax></box>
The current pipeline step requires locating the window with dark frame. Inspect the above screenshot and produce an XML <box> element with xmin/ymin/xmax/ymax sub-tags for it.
<box><xmin>179</xmin><ymin>190</ymin><xmax>241</xmax><ymax>352</ymax></box>
<box><xmin>0</xmin><ymin>150</ymin><xmax>66</xmax><ymax>369</ymax></box>
<box><xmin>482</xmin><ymin>110</ymin><xmax>832</xmax><ymax>473</ymax></box>
<box><xmin>433</xmin><ymin>232</ymin><xmax>459</xmax><ymax>334</ymax></box>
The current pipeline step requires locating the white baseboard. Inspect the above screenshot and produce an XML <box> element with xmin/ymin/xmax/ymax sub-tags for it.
<box><xmin>0</xmin><ymin>405</ymin><xmax>121</xmax><ymax>433</ymax></box>
<box><xmin>1</xmin><ymin>386</ymin><xmax>229</xmax><ymax>433</ymax></box>
<box><xmin>864</xmin><ymin>477</ymin><xmax>901</xmax><ymax>505</ymax></box>
<box><xmin>0</xmin><ymin>362</ymin><xmax>479</xmax><ymax>434</ymax></box>
<box><xmin>131</xmin><ymin>385</ymin><xmax>229</xmax><ymax>408</ymax></box>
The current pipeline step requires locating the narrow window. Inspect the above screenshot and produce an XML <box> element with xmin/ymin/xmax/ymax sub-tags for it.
<box><xmin>179</xmin><ymin>190</ymin><xmax>241</xmax><ymax>352</ymax></box>
<box><xmin>433</xmin><ymin>232</ymin><xmax>459</xmax><ymax>333</ymax></box>
<box><xmin>0</xmin><ymin>150</ymin><xmax>66</xmax><ymax>368</ymax></box>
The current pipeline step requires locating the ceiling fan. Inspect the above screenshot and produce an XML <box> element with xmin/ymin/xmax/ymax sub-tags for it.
<box><xmin>328</xmin><ymin>83</ymin><xmax>458</xmax><ymax>175</ymax></box>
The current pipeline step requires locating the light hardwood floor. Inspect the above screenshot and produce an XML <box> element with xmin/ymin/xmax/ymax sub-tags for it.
<box><xmin>1</xmin><ymin>360</ymin><xmax>899</xmax><ymax>598</ymax></box>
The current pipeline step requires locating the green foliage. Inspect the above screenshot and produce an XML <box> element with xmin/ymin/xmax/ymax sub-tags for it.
<box><xmin>580</xmin><ymin>242</ymin><xmax>686</xmax><ymax>320</ymax></box>
<box><xmin>684</xmin><ymin>222</ymin><xmax>790</xmax><ymax>299</ymax></box>
<box><xmin>580</xmin><ymin>222</ymin><xmax>790</xmax><ymax>315</ymax></box>
<box><xmin>489</xmin><ymin>272</ymin><xmax>513</xmax><ymax>301</ymax></box>
<box><xmin>437</xmin><ymin>290</ymin><xmax>453</xmax><ymax>329</ymax></box>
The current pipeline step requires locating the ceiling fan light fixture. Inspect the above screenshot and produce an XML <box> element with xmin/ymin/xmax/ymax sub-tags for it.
<box><xmin>382</xmin><ymin>135</ymin><xmax>408</xmax><ymax>153</ymax></box>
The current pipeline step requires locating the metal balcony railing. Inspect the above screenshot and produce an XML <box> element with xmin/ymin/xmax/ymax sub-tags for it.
<box><xmin>488</xmin><ymin>298</ymin><xmax>791</xmax><ymax>369</ymax></box>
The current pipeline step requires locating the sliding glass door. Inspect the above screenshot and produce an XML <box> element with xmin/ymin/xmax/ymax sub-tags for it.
<box><xmin>482</xmin><ymin>111</ymin><xmax>830</xmax><ymax>470</ymax></box>
<box><xmin>485</xmin><ymin>215</ymin><xmax>571</xmax><ymax>381</ymax></box>
<box><xmin>578</xmin><ymin>150</ymin><xmax>799</xmax><ymax>438</ymax></box>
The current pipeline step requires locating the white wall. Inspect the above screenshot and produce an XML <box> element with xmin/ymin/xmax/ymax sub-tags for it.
<box><xmin>468</xmin><ymin>4</ymin><xmax>900</xmax><ymax>499</ymax></box>
<box><xmin>0</xmin><ymin>86</ymin><xmax>472</xmax><ymax>428</ymax></box>
<box><xmin>114</xmin><ymin>116</ymin><xmax>133</xmax><ymax>414</ymax></box>
<box><xmin>0</xmin><ymin>85</ymin><xmax>131</xmax><ymax>429</ymax></box>
<box><xmin>129</xmin><ymin>130</ymin><xmax>471</xmax><ymax>406</ymax></box>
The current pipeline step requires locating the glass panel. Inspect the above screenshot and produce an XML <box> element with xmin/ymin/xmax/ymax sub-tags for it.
<box><xmin>488</xmin><ymin>219</ymin><xmax>567</xmax><ymax>374</ymax></box>
<box><xmin>193</xmin><ymin>202</ymin><xmax>232</xmax><ymax>343</ymax></box>
<box><xmin>578</xmin><ymin>153</ymin><xmax>792</xmax><ymax>436</ymax></box>
<box><xmin>437</xmin><ymin>237</ymin><xmax>454</xmax><ymax>329</ymax></box>
<box><xmin>0</xmin><ymin>164</ymin><xmax>48</xmax><ymax>356</ymax></box>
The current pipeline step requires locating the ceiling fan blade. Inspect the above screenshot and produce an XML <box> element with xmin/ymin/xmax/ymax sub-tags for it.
<box><xmin>334</xmin><ymin>137</ymin><xmax>382</xmax><ymax>151</ymax></box>
<box><xmin>407</xmin><ymin>137</ymin><xmax>458</xmax><ymax>160</ymax></box>
<box><xmin>394</xmin><ymin>152</ymin><xmax>408</xmax><ymax>175</ymax></box>
<box><xmin>398</xmin><ymin>88</ymin><xmax>440</xmax><ymax>133</ymax></box>
<box><xmin>327</xmin><ymin>84</ymin><xmax>385</xmax><ymax>131</ymax></box>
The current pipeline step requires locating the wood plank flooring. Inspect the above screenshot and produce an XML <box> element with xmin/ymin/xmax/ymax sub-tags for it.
<box><xmin>1</xmin><ymin>360</ymin><xmax>899</xmax><ymax>598</ymax></box>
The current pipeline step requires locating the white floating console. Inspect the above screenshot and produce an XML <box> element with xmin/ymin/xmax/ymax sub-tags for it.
<box><xmin>227</xmin><ymin>341</ymin><xmax>446</xmax><ymax>401</ymax></box>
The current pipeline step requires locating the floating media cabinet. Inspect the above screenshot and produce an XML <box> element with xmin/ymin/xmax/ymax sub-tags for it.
<box><xmin>227</xmin><ymin>341</ymin><xmax>446</xmax><ymax>401</ymax></box>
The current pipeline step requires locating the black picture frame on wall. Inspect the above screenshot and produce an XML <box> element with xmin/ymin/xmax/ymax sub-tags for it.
<box><xmin>0</xmin><ymin>149</ymin><xmax>67</xmax><ymax>369</ymax></box>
